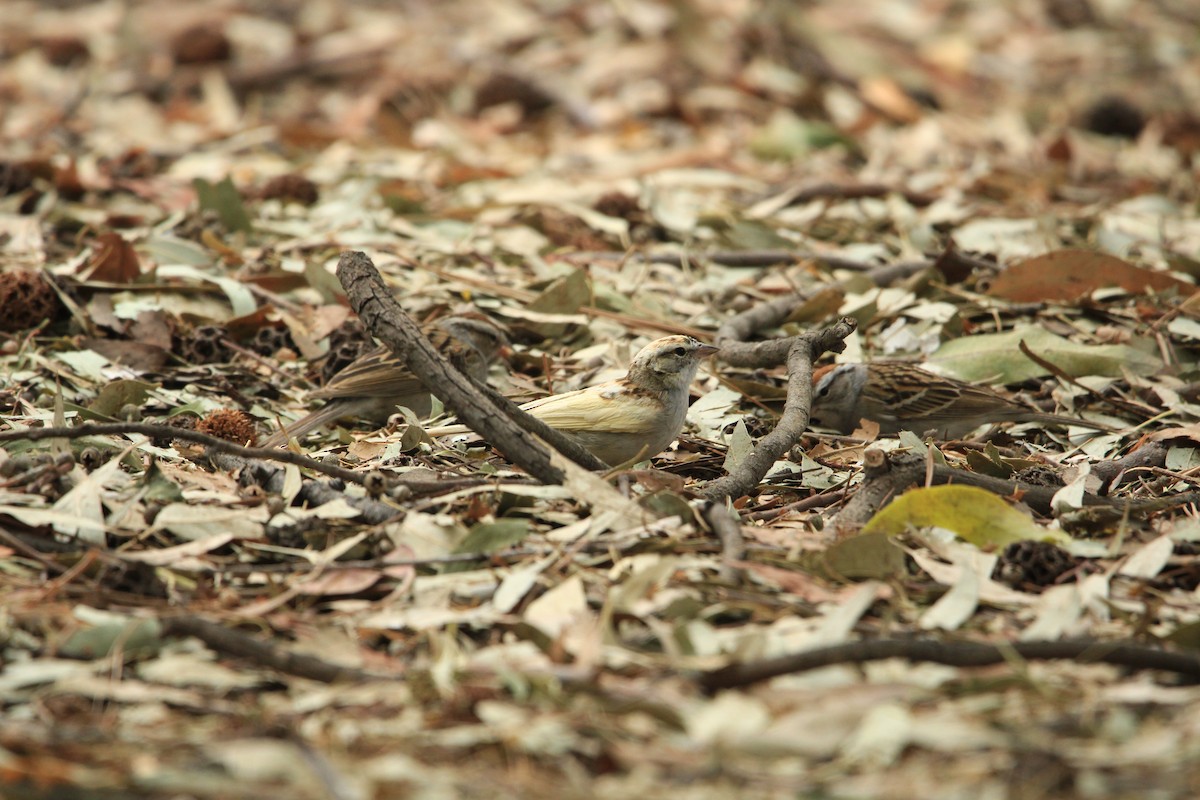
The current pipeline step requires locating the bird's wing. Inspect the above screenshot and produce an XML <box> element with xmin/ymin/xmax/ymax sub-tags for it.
<box><xmin>871</xmin><ymin>364</ymin><xmax>964</xmax><ymax>418</ymax></box>
<box><xmin>312</xmin><ymin>347</ymin><xmax>424</xmax><ymax>400</ymax></box>
<box><xmin>520</xmin><ymin>384</ymin><xmax>661</xmax><ymax>434</ymax></box>
<box><xmin>890</xmin><ymin>383</ymin><xmax>963</xmax><ymax>417</ymax></box>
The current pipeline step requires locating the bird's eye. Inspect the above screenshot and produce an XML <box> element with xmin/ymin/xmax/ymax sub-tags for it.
<box><xmin>817</xmin><ymin>384</ymin><xmax>830</xmax><ymax>397</ymax></box>
<box><xmin>673</xmin><ymin>346</ymin><xmax>687</xmax><ymax>356</ymax></box>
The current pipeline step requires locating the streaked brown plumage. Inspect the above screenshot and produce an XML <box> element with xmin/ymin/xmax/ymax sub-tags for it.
<box><xmin>264</xmin><ymin>314</ymin><xmax>508</xmax><ymax>447</ymax></box>
<box><xmin>810</xmin><ymin>361</ymin><xmax>1114</xmax><ymax>439</ymax></box>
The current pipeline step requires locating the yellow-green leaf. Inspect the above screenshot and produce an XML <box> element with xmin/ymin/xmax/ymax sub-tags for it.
<box><xmin>862</xmin><ymin>484</ymin><xmax>1068</xmax><ymax>547</ymax></box>
<box><xmin>193</xmin><ymin>176</ymin><xmax>252</xmax><ymax>233</ymax></box>
<box><xmin>88</xmin><ymin>379</ymin><xmax>155</xmax><ymax>419</ymax></box>
<box><xmin>454</xmin><ymin>518</ymin><xmax>531</xmax><ymax>555</ymax></box>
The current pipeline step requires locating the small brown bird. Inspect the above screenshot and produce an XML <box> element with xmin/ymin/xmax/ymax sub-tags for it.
<box><xmin>809</xmin><ymin>361</ymin><xmax>1115</xmax><ymax>439</ymax></box>
<box><xmin>429</xmin><ymin>335</ymin><xmax>719</xmax><ymax>465</ymax></box>
<box><xmin>264</xmin><ymin>314</ymin><xmax>508</xmax><ymax>447</ymax></box>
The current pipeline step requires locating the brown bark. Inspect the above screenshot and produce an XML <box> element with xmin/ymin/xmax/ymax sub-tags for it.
<box><xmin>335</xmin><ymin>251</ymin><xmax>608</xmax><ymax>483</ymax></box>
<box><xmin>703</xmin><ymin>318</ymin><xmax>858</xmax><ymax>501</ymax></box>
<box><xmin>699</xmin><ymin>638</ymin><xmax>1200</xmax><ymax>692</ymax></box>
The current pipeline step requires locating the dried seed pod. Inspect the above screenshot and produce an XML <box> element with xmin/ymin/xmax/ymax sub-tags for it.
<box><xmin>0</xmin><ymin>270</ymin><xmax>66</xmax><ymax>332</ymax></box>
<box><xmin>79</xmin><ymin>447</ymin><xmax>103</xmax><ymax>472</ymax></box>
<box><xmin>196</xmin><ymin>409</ymin><xmax>259</xmax><ymax>446</ymax></box>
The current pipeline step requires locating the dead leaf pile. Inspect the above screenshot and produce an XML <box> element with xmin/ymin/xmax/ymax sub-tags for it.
<box><xmin>2</xmin><ymin>1</ymin><xmax>1200</xmax><ymax>798</ymax></box>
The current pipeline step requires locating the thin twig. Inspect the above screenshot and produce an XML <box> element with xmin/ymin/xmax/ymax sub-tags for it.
<box><xmin>0</xmin><ymin>528</ymin><xmax>69</xmax><ymax>572</ymax></box>
<box><xmin>220</xmin><ymin>337</ymin><xmax>305</xmax><ymax>387</ymax></box>
<box><xmin>1017</xmin><ymin>338</ymin><xmax>1154</xmax><ymax>419</ymax></box>
<box><xmin>581</xmin><ymin>250</ymin><xmax>895</xmax><ymax>272</ymax></box>
<box><xmin>704</xmin><ymin>319</ymin><xmax>858</xmax><ymax>501</ymax></box>
<box><xmin>702</xmin><ymin>502</ymin><xmax>747</xmax><ymax>583</ymax></box>
<box><xmin>192</xmin><ymin>547</ymin><xmax>555</xmax><ymax>575</ymax></box>
<box><xmin>698</xmin><ymin>638</ymin><xmax>1200</xmax><ymax>692</ymax></box>
<box><xmin>830</xmin><ymin>447</ymin><xmax>1200</xmax><ymax>530</ymax></box>
<box><xmin>429</xmin><ymin>264</ymin><xmax>711</xmax><ymax>339</ymax></box>
<box><xmin>746</xmin><ymin>487</ymin><xmax>849</xmax><ymax>521</ymax></box>
<box><xmin>0</xmin><ymin>422</ymin><xmax>366</xmax><ymax>485</ymax></box>
<box><xmin>160</xmin><ymin>616</ymin><xmax>376</xmax><ymax>684</ymax></box>
<box><xmin>781</xmin><ymin>181</ymin><xmax>937</xmax><ymax>208</ymax></box>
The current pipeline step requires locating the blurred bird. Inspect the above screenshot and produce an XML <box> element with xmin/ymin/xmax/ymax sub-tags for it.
<box><xmin>264</xmin><ymin>314</ymin><xmax>508</xmax><ymax>447</ymax></box>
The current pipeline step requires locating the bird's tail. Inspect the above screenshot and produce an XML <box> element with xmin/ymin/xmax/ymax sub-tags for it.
<box><xmin>261</xmin><ymin>404</ymin><xmax>350</xmax><ymax>448</ymax></box>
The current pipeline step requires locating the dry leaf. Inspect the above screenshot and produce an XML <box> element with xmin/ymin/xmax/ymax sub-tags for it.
<box><xmin>988</xmin><ymin>249</ymin><xmax>1190</xmax><ymax>302</ymax></box>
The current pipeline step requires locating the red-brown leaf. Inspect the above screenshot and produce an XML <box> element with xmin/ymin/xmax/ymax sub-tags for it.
<box><xmin>83</xmin><ymin>231</ymin><xmax>141</xmax><ymax>283</ymax></box>
<box><xmin>988</xmin><ymin>249</ymin><xmax>1190</xmax><ymax>302</ymax></box>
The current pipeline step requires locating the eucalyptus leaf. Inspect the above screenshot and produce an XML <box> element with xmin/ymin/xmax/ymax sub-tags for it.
<box><xmin>862</xmin><ymin>484</ymin><xmax>1068</xmax><ymax>546</ymax></box>
<box><xmin>59</xmin><ymin>618</ymin><xmax>162</xmax><ymax>661</ymax></box>
<box><xmin>193</xmin><ymin>176</ymin><xmax>252</xmax><ymax>233</ymax></box>
<box><xmin>823</xmin><ymin>530</ymin><xmax>909</xmax><ymax>580</ymax></box>
<box><xmin>55</xmin><ymin>350</ymin><xmax>111</xmax><ymax>382</ymax></box>
<box><xmin>928</xmin><ymin>326</ymin><xmax>1160</xmax><ymax>383</ymax></box>
<box><xmin>304</xmin><ymin>258</ymin><xmax>347</xmax><ymax>302</ymax></box>
<box><xmin>140</xmin><ymin>458</ymin><xmax>184</xmax><ymax>504</ymax></box>
<box><xmin>525</xmin><ymin>269</ymin><xmax>591</xmax><ymax>338</ymax></box>
<box><xmin>156</xmin><ymin>265</ymin><xmax>257</xmax><ymax>317</ymax></box>
<box><xmin>89</xmin><ymin>379</ymin><xmax>156</xmax><ymax>418</ymax></box>
<box><xmin>1166</xmin><ymin>620</ymin><xmax>1200</xmax><ymax>651</ymax></box>
<box><xmin>1166</xmin><ymin>446</ymin><xmax>1200</xmax><ymax>471</ymax></box>
<box><xmin>722</xmin><ymin>419</ymin><xmax>753</xmax><ymax>475</ymax></box>
<box><xmin>718</xmin><ymin>219</ymin><xmax>793</xmax><ymax>250</ymax></box>
<box><xmin>964</xmin><ymin>442</ymin><xmax>1017</xmax><ymax>478</ymax></box>
<box><xmin>454</xmin><ymin>518</ymin><xmax>531</xmax><ymax>555</ymax></box>
<box><xmin>639</xmin><ymin>491</ymin><xmax>692</xmax><ymax>518</ymax></box>
<box><xmin>141</xmin><ymin>235</ymin><xmax>213</xmax><ymax>267</ymax></box>
<box><xmin>151</xmin><ymin>503</ymin><xmax>269</xmax><ymax>541</ymax></box>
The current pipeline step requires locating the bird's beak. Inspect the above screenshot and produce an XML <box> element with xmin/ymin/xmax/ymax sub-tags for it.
<box><xmin>696</xmin><ymin>344</ymin><xmax>720</xmax><ymax>358</ymax></box>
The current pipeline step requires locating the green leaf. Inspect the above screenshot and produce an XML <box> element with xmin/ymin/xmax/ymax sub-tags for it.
<box><xmin>639</xmin><ymin>491</ymin><xmax>691</xmax><ymax>518</ymax></box>
<box><xmin>862</xmin><ymin>484</ymin><xmax>1068</xmax><ymax>547</ymax></box>
<box><xmin>750</xmin><ymin>110</ymin><xmax>853</xmax><ymax>161</ymax></box>
<box><xmin>140</xmin><ymin>458</ymin><xmax>184</xmax><ymax>504</ymax></box>
<box><xmin>717</xmin><ymin>219</ymin><xmax>793</xmax><ymax>250</ymax></box>
<box><xmin>88</xmin><ymin>379</ymin><xmax>155</xmax><ymax>418</ymax></box>
<box><xmin>454</xmin><ymin>518</ymin><xmax>531</xmax><ymax>555</ymax></box>
<box><xmin>59</xmin><ymin>618</ymin><xmax>162</xmax><ymax>661</ymax></box>
<box><xmin>823</xmin><ymin>530</ymin><xmax>909</xmax><ymax>580</ymax></box>
<box><xmin>1166</xmin><ymin>620</ymin><xmax>1200</xmax><ymax>651</ymax></box>
<box><xmin>193</xmin><ymin>177</ymin><xmax>253</xmax><ymax>233</ymax></box>
<box><xmin>927</xmin><ymin>326</ymin><xmax>1161</xmax><ymax>383</ymax></box>
<box><xmin>166</xmin><ymin>400</ymin><xmax>210</xmax><ymax>418</ymax></box>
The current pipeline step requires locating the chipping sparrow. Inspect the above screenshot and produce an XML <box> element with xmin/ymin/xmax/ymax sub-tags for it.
<box><xmin>263</xmin><ymin>314</ymin><xmax>508</xmax><ymax>447</ymax></box>
<box><xmin>809</xmin><ymin>362</ymin><xmax>1114</xmax><ymax>439</ymax></box>
<box><xmin>429</xmin><ymin>335</ymin><xmax>719</xmax><ymax>466</ymax></box>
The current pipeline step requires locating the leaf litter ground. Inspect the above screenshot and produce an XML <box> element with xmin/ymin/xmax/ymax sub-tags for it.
<box><xmin>2</xmin><ymin>1</ymin><xmax>1200</xmax><ymax>798</ymax></box>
